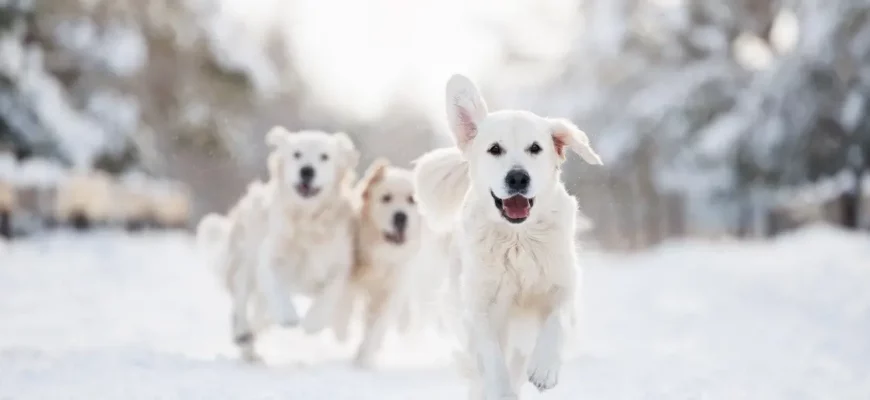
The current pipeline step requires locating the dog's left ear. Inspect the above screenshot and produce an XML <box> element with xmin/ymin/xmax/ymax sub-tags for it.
<box><xmin>356</xmin><ymin>158</ymin><xmax>390</xmax><ymax>199</ymax></box>
<box><xmin>333</xmin><ymin>132</ymin><xmax>360</xmax><ymax>169</ymax></box>
<box><xmin>549</xmin><ymin>118</ymin><xmax>603</xmax><ymax>165</ymax></box>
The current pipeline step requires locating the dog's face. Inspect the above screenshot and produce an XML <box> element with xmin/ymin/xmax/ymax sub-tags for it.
<box><xmin>358</xmin><ymin>159</ymin><xmax>420</xmax><ymax>246</ymax></box>
<box><xmin>444</xmin><ymin>74</ymin><xmax>603</xmax><ymax>224</ymax></box>
<box><xmin>266</xmin><ymin>128</ymin><xmax>359</xmax><ymax>204</ymax></box>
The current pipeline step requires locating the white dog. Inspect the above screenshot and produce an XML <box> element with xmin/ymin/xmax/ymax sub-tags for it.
<box><xmin>198</xmin><ymin>127</ymin><xmax>359</xmax><ymax>361</ymax></box>
<box><xmin>331</xmin><ymin>158</ymin><xmax>423</xmax><ymax>367</ymax></box>
<box><xmin>412</xmin><ymin>74</ymin><xmax>602</xmax><ymax>399</ymax></box>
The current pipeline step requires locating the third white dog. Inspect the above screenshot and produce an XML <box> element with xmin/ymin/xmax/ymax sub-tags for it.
<box><xmin>332</xmin><ymin>158</ymin><xmax>423</xmax><ymax>367</ymax></box>
<box><xmin>413</xmin><ymin>74</ymin><xmax>603</xmax><ymax>400</ymax></box>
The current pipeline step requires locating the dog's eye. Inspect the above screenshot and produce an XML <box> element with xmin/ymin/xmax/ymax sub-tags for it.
<box><xmin>293</xmin><ymin>151</ymin><xmax>302</xmax><ymax>159</ymax></box>
<box><xmin>407</xmin><ymin>195</ymin><xmax>415</xmax><ymax>205</ymax></box>
<box><xmin>527</xmin><ymin>142</ymin><xmax>542</xmax><ymax>155</ymax></box>
<box><xmin>320</xmin><ymin>153</ymin><xmax>329</xmax><ymax>161</ymax></box>
<box><xmin>381</xmin><ymin>194</ymin><xmax>392</xmax><ymax>203</ymax></box>
<box><xmin>487</xmin><ymin>143</ymin><xmax>503</xmax><ymax>156</ymax></box>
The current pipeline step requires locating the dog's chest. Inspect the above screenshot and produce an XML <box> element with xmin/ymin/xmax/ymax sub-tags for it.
<box><xmin>355</xmin><ymin>242</ymin><xmax>416</xmax><ymax>283</ymax></box>
<box><xmin>483</xmin><ymin>234</ymin><xmax>550</xmax><ymax>293</ymax></box>
<box><xmin>462</xmin><ymin>216</ymin><xmax>574</xmax><ymax>302</ymax></box>
<box><xmin>275</xmin><ymin>223</ymin><xmax>352</xmax><ymax>292</ymax></box>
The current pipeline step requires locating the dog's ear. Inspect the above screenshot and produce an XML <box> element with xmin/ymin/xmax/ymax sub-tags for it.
<box><xmin>266</xmin><ymin>126</ymin><xmax>291</xmax><ymax>147</ymax></box>
<box><xmin>356</xmin><ymin>158</ymin><xmax>390</xmax><ymax>200</ymax></box>
<box><xmin>445</xmin><ymin>74</ymin><xmax>488</xmax><ymax>150</ymax></box>
<box><xmin>333</xmin><ymin>132</ymin><xmax>360</xmax><ymax>169</ymax></box>
<box><xmin>549</xmin><ymin>118</ymin><xmax>603</xmax><ymax>165</ymax></box>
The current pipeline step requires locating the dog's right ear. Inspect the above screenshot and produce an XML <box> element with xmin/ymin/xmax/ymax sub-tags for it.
<box><xmin>355</xmin><ymin>158</ymin><xmax>390</xmax><ymax>200</ymax></box>
<box><xmin>445</xmin><ymin>74</ymin><xmax>488</xmax><ymax>151</ymax></box>
<box><xmin>266</xmin><ymin>126</ymin><xmax>291</xmax><ymax>147</ymax></box>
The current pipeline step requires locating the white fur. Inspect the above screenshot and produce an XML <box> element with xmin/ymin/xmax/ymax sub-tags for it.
<box><xmin>202</xmin><ymin>127</ymin><xmax>360</xmax><ymax>362</ymax></box>
<box><xmin>413</xmin><ymin>74</ymin><xmax>601</xmax><ymax>400</ymax></box>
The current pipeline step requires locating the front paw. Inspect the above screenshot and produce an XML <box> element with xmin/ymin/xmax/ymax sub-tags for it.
<box><xmin>526</xmin><ymin>356</ymin><xmax>560</xmax><ymax>392</ymax></box>
<box><xmin>352</xmin><ymin>348</ymin><xmax>376</xmax><ymax>369</ymax></box>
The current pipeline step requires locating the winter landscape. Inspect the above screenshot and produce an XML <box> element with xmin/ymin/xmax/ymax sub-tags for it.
<box><xmin>1</xmin><ymin>226</ymin><xmax>869</xmax><ymax>399</ymax></box>
<box><xmin>2</xmin><ymin>0</ymin><xmax>870</xmax><ymax>398</ymax></box>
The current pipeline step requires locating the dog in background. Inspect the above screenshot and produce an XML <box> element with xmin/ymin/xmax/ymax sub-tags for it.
<box><xmin>198</xmin><ymin>127</ymin><xmax>359</xmax><ymax>362</ymax></box>
<box><xmin>332</xmin><ymin>158</ymin><xmax>423</xmax><ymax>367</ymax></box>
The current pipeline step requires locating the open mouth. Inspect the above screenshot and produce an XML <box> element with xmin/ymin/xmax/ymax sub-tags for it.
<box><xmin>491</xmin><ymin>191</ymin><xmax>534</xmax><ymax>224</ymax></box>
<box><xmin>295</xmin><ymin>183</ymin><xmax>321</xmax><ymax>198</ymax></box>
<box><xmin>383</xmin><ymin>230</ymin><xmax>407</xmax><ymax>245</ymax></box>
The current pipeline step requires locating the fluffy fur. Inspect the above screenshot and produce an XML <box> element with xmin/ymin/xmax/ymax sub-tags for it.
<box><xmin>0</xmin><ymin>180</ymin><xmax>16</xmax><ymax>239</ymax></box>
<box><xmin>53</xmin><ymin>169</ymin><xmax>115</xmax><ymax>230</ymax></box>
<box><xmin>332</xmin><ymin>158</ymin><xmax>423</xmax><ymax>367</ymax></box>
<box><xmin>413</xmin><ymin>74</ymin><xmax>602</xmax><ymax>400</ymax></box>
<box><xmin>206</xmin><ymin>127</ymin><xmax>360</xmax><ymax>362</ymax></box>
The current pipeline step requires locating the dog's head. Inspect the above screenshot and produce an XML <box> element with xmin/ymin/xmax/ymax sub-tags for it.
<box><xmin>266</xmin><ymin>127</ymin><xmax>359</xmax><ymax>205</ymax></box>
<box><xmin>444</xmin><ymin>74</ymin><xmax>603</xmax><ymax>224</ymax></box>
<box><xmin>357</xmin><ymin>158</ymin><xmax>420</xmax><ymax>246</ymax></box>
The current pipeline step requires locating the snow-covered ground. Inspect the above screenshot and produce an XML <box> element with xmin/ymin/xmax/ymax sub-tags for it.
<box><xmin>1</xmin><ymin>226</ymin><xmax>869</xmax><ymax>399</ymax></box>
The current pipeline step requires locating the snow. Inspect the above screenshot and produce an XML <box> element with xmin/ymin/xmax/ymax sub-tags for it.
<box><xmin>2</xmin><ymin>226</ymin><xmax>870</xmax><ymax>399</ymax></box>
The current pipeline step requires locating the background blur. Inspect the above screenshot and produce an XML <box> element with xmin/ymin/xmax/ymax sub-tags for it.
<box><xmin>2</xmin><ymin>0</ymin><xmax>870</xmax><ymax>249</ymax></box>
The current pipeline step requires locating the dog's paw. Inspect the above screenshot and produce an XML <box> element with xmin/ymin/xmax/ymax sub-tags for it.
<box><xmin>352</xmin><ymin>346</ymin><xmax>377</xmax><ymax>369</ymax></box>
<box><xmin>240</xmin><ymin>350</ymin><xmax>263</xmax><ymax>364</ymax></box>
<box><xmin>526</xmin><ymin>361</ymin><xmax>559</xmax><ymax>392</ymax></box>
<box><xmin>234</xmin><ymin>331</ymin><xmax>254</xmax><ymax>345</ymax></box>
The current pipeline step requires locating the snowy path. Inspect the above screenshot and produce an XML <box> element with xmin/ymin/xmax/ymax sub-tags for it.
<box><xmin>1</xmin><ymin>226</ymin><xmax>869</xmax><ymax>399</ymax></box>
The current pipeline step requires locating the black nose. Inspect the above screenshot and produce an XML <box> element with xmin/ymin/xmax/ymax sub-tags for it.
<box><xmin>393</xmin><ymin>212</ymin><xmax>408</xmax><ymax>231</ymax></box>
<box><xmin>299</xmin><ymin>166</ymin><xmax>315</xmax><ymax>182</ymax></box>
<box><xmin>504</xmin><ymin>169</ymin><xmax>530</xmax><ymax>193</ymax></box>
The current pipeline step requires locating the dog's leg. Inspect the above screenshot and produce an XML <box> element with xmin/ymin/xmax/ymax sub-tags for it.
<box><xmin>526</xmin><ymin>306</ymin><xmax>565</xmax><ymax>392</ymax></box>
<box><xmin>301</xmin><ymin>271</ymin><xmax>349</xmax><ymax>335</ymax></box>
<box><xmin>467</xmin><ymin>288</ymin><xmax>515</xmax><ymax>400</ymax></box>
<box><xmin>331</xmin><ymin>286</ymin><xmax>356</xmax><ymax>342</ymax></box>
<box><xmin>466</xmin><ymin>376</ymin><xmax>486</xmax><ymax>400</ymax></box>
<box><xmin>508</xmin><ymin>348</ymin><xmax>529</xmax><ymax>395</ymax></box>
<box><xmin>0</xmin><ymin>210</ymin><xmax>12</xmax><ymax>239</ymax></box>
<box><xmin>353</xmin><ymin>289</ymin><xmax>395</xmax><ymax>367</ymax></box>
<box><xmin>228</xmin><ymin>259</ymin><xmax>259</xmax><ymax>363</ymax></box>
<box><xmin>255</xmin><ymin>239</ymin><xmax>300</xmax><ymax>327</ymax></box>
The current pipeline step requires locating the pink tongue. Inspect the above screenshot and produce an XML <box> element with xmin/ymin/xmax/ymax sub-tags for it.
<box><xmin>503</xmin><ymin>196</ymin><xmax>530</xmax><ymax>219</ymax></box>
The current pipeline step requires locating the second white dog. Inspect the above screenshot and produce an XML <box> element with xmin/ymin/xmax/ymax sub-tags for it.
<box><xmin>199</xmin><ymin>127</ymin><xmax>359</xmax><ymax>362</ymax></box>
<box><xmin>413</xmin><ymin>74</ymin><xmax>602</xmax><ymax>399</ymax></box>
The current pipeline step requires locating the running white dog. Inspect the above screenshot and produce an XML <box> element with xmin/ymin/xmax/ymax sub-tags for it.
<box><xmin>197</xmin><ymin>127</ymin><xmax>359</xmax><ymax>361</ymax></box>
<box><xmin>332</xmin><ymin>158</ymin><xmax>423</xmax><ymax>367</ymax></box>
<box><xmin>413</xmin><ymin>74</ymin><xmax>602</xmax><ymax>399</ymax></box>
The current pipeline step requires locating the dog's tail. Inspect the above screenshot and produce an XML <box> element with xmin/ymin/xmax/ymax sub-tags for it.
<box><xmin>196</xmin><ymin>213</ymin><xmax>229</xmax><ymax>249</ymax></box>
<box><xmin>412</xmin><ymin>147</ymin><xmax>469</xmax><ymax>232</ymax></box>
<box><xmin>195</xmin><ymin>213</ymin><xmax>231</xmax><ymax>273</ymax></box>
